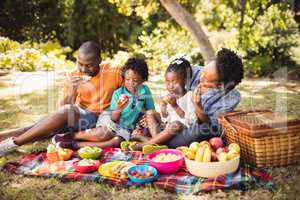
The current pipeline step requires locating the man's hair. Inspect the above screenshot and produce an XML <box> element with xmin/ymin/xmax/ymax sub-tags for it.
<box><xmin>166</xmin><ymin>57</ymin><xmax>192</xmax><ymax>82</ymax></box>
<box><xmin>216</xmin><ymin>48</ymin><xmax>244</xmax><ymax>92</ymax></box>
<box><xmin>122</xmin><ymin>57</ymin><xmax>149</xmax><ymax>81</ymax></box>
<box><xmin>78</xmin><ymin>41</ymin><xmax>101</xmax><ymax>59</ymax></box>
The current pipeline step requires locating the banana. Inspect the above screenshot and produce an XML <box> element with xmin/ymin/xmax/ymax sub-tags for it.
<box><xmin>195</xmin><ymin>144</ymin><xmax>211</xmax><ymax>162</ymax></box>
<box><xmin>195</xmin><ymin>146</ymin><xmax>205</xmax><ymax>162</ymax></box>
<box><xmin>202</xmin><ymin>147</ymin><xmax>212</xmax><ymax>162</ymax></box>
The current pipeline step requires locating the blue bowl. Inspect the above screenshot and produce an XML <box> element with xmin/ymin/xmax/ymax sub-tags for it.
<box><xmin>127</xmin><ymin>165</ymin><xmax>158</xmax><ymax>184</ymax></box>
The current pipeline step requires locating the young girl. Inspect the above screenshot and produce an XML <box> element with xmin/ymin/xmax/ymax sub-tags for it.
<box><xmin>53</xmin><ymin>57</ymin><xmax>155</xmax><ymax>149</ymax></box>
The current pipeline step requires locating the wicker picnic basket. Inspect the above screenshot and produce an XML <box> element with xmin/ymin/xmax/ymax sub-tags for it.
<box><xmin>218</xmin><ymin>110</ymin><xmax>300</xmax><ymax>167</ymax></box>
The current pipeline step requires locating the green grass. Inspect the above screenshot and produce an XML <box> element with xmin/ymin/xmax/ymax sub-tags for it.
<box><xmin>0</xmin><ymin>76</ymin><xmax>300</xmax><ymax>200</ymax></box>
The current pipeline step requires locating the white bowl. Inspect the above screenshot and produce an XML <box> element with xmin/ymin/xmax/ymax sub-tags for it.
<box><xmin>185</xmin><ymin>156</ymin><xmax>240</xmax><ymax>178</ymax></box>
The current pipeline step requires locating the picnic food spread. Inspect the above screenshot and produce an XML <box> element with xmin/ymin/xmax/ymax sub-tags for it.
<box><xmin>44</xmin><ymin>137</ymin><xmax>242</xmax><ymax>181</ymax></box>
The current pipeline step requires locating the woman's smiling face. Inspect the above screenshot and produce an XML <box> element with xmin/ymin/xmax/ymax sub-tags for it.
<box><xmin>199</xmin><ymin>60</ymin><xmax>221</xmax><ymax>89</ymax></box>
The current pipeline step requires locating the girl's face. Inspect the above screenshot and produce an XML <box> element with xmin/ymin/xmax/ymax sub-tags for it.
<box><xmin>124</xmin><ymin>69</ymin><xmax>144</xmax><ymax>94</ymax></box>
<box><xmin>165</xmin><ymin>71</ymin><xmax>186</xmax><ymax>95</ymax></box>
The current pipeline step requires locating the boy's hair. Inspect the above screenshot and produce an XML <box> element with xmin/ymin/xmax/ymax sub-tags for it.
<box><xmin>122</xmin><ymin>57</ymin><xmax>149</xmax><ymax>81</ymax></box>
<box><xmin>216</xmin><ymin>48</ymin><xmax>244</xmax><ymax>92</ymax></box>
<box><xmin>79</xmin><ymin>41</ymin><xmax>101</xmax><ymax>60</ymax></box>
<box><xmin>166</xmin><ymin>57</ymin><xmax>192</xmax><ymax>82</ymax></box>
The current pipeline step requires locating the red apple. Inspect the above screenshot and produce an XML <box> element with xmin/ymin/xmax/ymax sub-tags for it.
<box><xmin>209</xmin><ymin>137</ymin><xmax>224</xmax><ymax>151</ymax></box>
<box><xmin>216</xmin><ymin>147</ymin><xmax>228</xmax><ymax>155</ymax></box>
<box><xmin>119</xmin><ymin>94</ymin><xmax>129</xmax><ymax>102</ymax></box>
<box><xmin>211</xmin><ymin>151</ymin><xmax>218</xmax><ymax>161</ymax></box>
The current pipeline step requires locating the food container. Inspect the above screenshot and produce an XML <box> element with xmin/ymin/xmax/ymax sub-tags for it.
<box><xmin>185</xmin><ymin>156</ymin><xmax>240</xmax><ymax>178</ymax></box>
<box><xmin>73</xmin><ymin>160</ymin><xmax>101</xmax><ymax>173</ymax></box>
<box><xmin>127</xmin><ymin>165</ymin><xmax>158</xmax><ymax>184</ymax></box>
<box><xmin>148</xmin><ymin>149</ymin><xmax>184</xmax><ymax>174</ymax></box>
<box><xmin>78</xmin><ymin>147</ymin><xmax>102</xmax><ymax>159</ymax></box>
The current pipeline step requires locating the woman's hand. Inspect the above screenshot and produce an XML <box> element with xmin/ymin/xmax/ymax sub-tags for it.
<box><xmin>192</xmin><ymin>87</ymin><xmax>202</xmax><ymax>105</ymax></box>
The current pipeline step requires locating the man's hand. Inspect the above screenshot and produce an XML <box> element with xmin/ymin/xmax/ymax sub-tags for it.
<box><xmin>67</xmin><ymin>76</ymin><xmax>89</xmax><ymax>95</ymax></box>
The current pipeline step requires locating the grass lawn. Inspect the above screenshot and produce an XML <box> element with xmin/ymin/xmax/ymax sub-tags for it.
<box><xmin>0</xmin><ymin>73</ymin><xmax>300</xmax><ymax>200</ymax></box>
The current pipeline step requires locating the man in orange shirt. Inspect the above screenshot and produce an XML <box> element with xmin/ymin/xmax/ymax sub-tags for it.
<box><xmin>0</xmin><ymin>41</ymin><xmax>123</xmax><ymax>156</ymax></box>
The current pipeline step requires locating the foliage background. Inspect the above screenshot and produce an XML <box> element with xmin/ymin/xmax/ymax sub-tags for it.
<box><xmin>0</xmin><ymin>0</ymin><xmax>299</xmax><ymax>75</ymax></box>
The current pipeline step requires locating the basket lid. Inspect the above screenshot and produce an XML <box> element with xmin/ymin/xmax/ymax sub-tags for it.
<box><xmin>224</xmin><ymin>110</ymin><xmax>300</xmax><ymax>131</ymax></box>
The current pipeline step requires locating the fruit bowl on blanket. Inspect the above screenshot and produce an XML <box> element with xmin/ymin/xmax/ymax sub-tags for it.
<box><xmin>185</xmin><ymin>156</ymin><xmax>240</xmax><ymax>178</ymax></box>
<box><xmin>73</xmin><ymin>159</ymin><xmax>101</xmax><ymax>173</ymax></box>
<box><xmin>148</xmin><ymin>149</ymin><xmax>184</xmax><ymax>174</ymax></box>
<box><xmin>128</xmin><ymin>165</ymin><xmax>158</xmax><ymax>184</ymax></box>
<box><xmin>78</xmin><ymin>146</ymin><xmax>102</xmax><ymax>159</ymax></box>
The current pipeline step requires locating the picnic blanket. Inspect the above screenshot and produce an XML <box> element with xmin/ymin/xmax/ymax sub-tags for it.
<box><xmin>4</xmin><ymin>148</ymin><xmax>273</xmax><ymax>194</ymax></box>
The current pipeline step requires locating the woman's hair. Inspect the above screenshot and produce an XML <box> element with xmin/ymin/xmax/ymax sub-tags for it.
<box><xmin>216</xmin><ymin>48</ymin><xmax>244</xmax><ymax>92</ymax></box>
<box><xmin>166</xmin><ymin>57</ymin><xmax>192</xmax><ymax>83</ymax></box>
<box><xmin>122</xmin><ymin>57</ymin><xmax>149</xmax><ymax>81</ymax></box>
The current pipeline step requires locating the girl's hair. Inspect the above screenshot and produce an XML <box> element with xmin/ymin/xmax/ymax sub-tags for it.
<box><xmin>122</xmin><ymin>57</ymin><xmax>149</xmax><ymax>81</ymax></box>
<box><xmin>166</xmin><ymin>57</ymin><xmax>192</xmax><ymax>83</ymax></box>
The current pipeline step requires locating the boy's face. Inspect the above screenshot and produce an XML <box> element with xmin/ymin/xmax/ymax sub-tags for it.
<box><xmin>77</xmin><ymin>53</ymin><xmax>101</xmax><ymax>77</ymax></box>
<box><xmin>124</xmin><ymin>69</ymin><xmax>144</xmax><ymax>94</ymax></box>
<box><xmin>165</xmin><ymin>71</ymin><xmax>186</xmax><ymax>95</ymax></box>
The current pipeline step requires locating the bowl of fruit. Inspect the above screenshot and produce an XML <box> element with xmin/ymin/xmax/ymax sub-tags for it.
<box><xmin>148</xmin><ymin>149</ymin><xmax>184</xmax><ymax>174</ymax></box>
<box><xmin>177</xmin><ymin>138</ymin><xmax>240</xmax><ymax>178</ymax></box>
<box><xmin>73</xmin><ymin>159</ymin><xmax>101</xmax><ymax>173</ymax></box>
<box><xmin>46</xmin><ymin>144</ymin><xmax>74</xmax><ymax>162</ymax></box>
<box><xmin>128</xmin><ymin>165</ymin><xmax>158</xmax><ymax>184</ymax></box>
<box><xmin>78</xmin><ymin>146</ymin><xmax>102</xmax><ymax>159</ymax></box>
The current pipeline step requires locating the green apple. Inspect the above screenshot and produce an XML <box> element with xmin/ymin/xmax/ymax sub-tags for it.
<box><xmin>228</xmin><ymin>143</ymin><xmax>240</xmax><ymax>154</ymax></box>
<box><xmin>217</xmin><ymin>152</ymin><xmax>228</xmax><ymax>162</ymax></box>
<box><xmin>189</xmin><ymin>142</ymin><xmax>200</xmax><ymax>153</ymax></box>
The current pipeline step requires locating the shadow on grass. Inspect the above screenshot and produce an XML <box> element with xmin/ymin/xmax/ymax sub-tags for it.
<box><xmin>0</xmin><ymin>87</ymin><xmax>61</xmax><ymax>131</ymax></box>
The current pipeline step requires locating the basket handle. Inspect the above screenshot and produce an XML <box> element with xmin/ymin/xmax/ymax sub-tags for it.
<box><xmin>218</xmin><ymin>114</ymin><xmax>238</xmax><ymax>135</ymax></box>
<box><xmin>221</xmin><ymin>109</ymin><xmax>272</xmax><ymax>118</ymax></box>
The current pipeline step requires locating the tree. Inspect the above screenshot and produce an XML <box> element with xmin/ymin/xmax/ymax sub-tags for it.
<box><xmin>159</xmin><ymin>0</ymin><xmax>215</xmax><ymax>62</ymax></box>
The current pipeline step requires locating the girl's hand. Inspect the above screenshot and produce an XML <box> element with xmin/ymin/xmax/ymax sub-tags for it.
<box><xmin>165</xmin><ymin>94</ymin><xmax>178</xmax><ymax>108</ymax></box>
<box><xmin>160</xmin><ymin>103</ymin><xmax>168</xmax><ymax>118</ymax></box>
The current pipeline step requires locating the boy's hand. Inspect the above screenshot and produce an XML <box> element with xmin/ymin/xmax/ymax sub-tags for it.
<box><xmin>117</xmin><ymin>94</ymin><xmax>129</xmax><ymax>110</ymax></box>
<box><xmin>139</xmin><ymin>115</ymin><xmax>148</xmax><ymax>128</ymax></box>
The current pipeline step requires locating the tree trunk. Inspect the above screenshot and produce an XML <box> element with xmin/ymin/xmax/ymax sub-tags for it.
<box><xmin>160</xmin><ymin>0</ymin><xmax>215</xmax><ymax>62</ymax></box>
